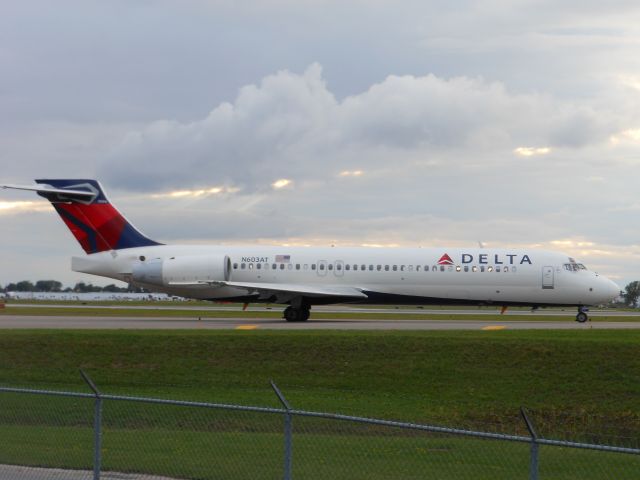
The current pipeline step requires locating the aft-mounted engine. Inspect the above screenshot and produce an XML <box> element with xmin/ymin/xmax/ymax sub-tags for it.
<box><xmin>132</xmin><ymin>255</ymin><xmax>231</xmax><ymax>287</ymax></box>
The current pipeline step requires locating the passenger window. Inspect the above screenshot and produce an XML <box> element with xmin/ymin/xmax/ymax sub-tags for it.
<box><xmin>369</xmin><ymin>265</ymin><xmax>374</xmax><ymax>271</ymax></box>
<box><xmin>472</xmin><ymin>266</ymin><xmax>477</xmax><ymax>272</ymax></box>
<box><xmin>304</xmin><ymin>264</ymin><xmax>309</xmax><ymax>270</ymax></box>
<box><xmin>319</xmin><ymin>264</ymin><xmax>325</xmax><ymax>270</ymax></box>
<box><xmin>296</xmin><ymin>264</ymin><xmax>300</xmax><ymax>270</ymax></box>
<box><xmin>488</xmin><ymin>266</ymin><xmax>493</xmax><ymax>272</ymax></box>
<box><xmin>353</xmin><ymin>265</ymin><xmax>358</xmax><ymax>271</ymax></box>
<box><xmin>328</xmin><ymin>264</ymin><xmax>333</xmax><ymax>271</ymax></box>
<box><xmin>385</xmin><ymin>265</ymin><xmax>389</xmax><ymax>271</ymax></box>
<box><xmin>432</xmin><ymin>266</ymin><xmax>437</xmax><ymax>272</ymax></box>
<box><xmin>280</xmin><ymin>264</ymin><xmax>285</xmax><ymax>270</ymax></box>
<box><xmin>512</xmin><ymin>267</ymin><xmax>517</xmax><ymax>273</ymax></box>
<box><xmin>480</xmin><ymin>266</ymin><xmax>485</xmax><ymax>272</ymax></box>
<box><xmin>257</xmin><ymin>263</ymin><xmax>261</xmax><ymax>270</ymax></box>
<box><xmin>311</xmin><ymin>264</ymin><xmax>316</xmax><ymax>270</ymax></box>
<box><xmin>496</xmin><ymin>266</ymin><xmax>501</xmax><ymax>272</ymax></box>
<box><xmin>345</xmin><ymin>264</ymin><xmax>350</xmax><ymax>271</ymax></box>
<box><xmin>361</xmin><ymin>265</ymin><xmax>366</xmax><ymax>271</ymax></box>
<box><xmin>248</xmin><ymin>263</ymin><xmax>253</xmax><ymax>270</ymax></box>
<box><xmin>456</xmin><ymin>266</ymin><xmax>461</xmax><ymax>272</ymax></box>
<box><xmin>464</xmin><ymin>266</ymin><xmax>469</xmax><ymax>272</ymax></box>
<box><xmin>336</xmin><ymin>263</ymin><xmax>342</xmax><ymax>271</ymax></box>
<box><xmin>401</xmin><ymin>265</ymin><xmax>405</xmax><ymax>271</ymax></box>
<box><xmin>416</xmin><ymin>265</ymin><xmax>421</xmax><ymax>271</ymax></box>
<box><xmin>272</xmin><ymin>263</ymin><xmax>277</xmax><ymax>270</ymax></box>
<box><xmin>233</xmin><ymin>263</ymin><xmax>238</xmax><ymax>269</ymax></box>
<box><xmin>241</xmin><ymin>263</ymin><xmax>246</xmax><ymax>270</ymax></box>
<box><xmin>504</xmin><ymin>266</ymin><xmax>509</xmax><ymax>272</ymax></box>
<box><xmin>440</xmin><ymin>266</ymin><xmax>445</xmax><ymax>272</ymax></box>
<box><xmin>408</xmin><ymin>265</ymin><xmax>414</xmax><ymax>271</ymax></box>
<box><xmin>424</xmin><ymin>265</ymin><xmax>429</xmax><ymax>272</ymax></box>
<box><xmin>393</xmin><ymin>265</ymin><xmax>398</xmax><ymax>271</ymax></box>
<box><xmin>376</xmin><ymin>265</ymin><xmax>382</xmax><ymax>271</ymax></box>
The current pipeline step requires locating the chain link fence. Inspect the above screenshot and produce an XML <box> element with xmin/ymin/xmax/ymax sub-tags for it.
<box><xmin>0</xmin><ymin>374</ymin><xmax>638</xmax><ymax>480</ymax></box>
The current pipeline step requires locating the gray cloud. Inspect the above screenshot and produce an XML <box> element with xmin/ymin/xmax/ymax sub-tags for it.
<box><xmin>101</xmin><ymin>65</ymin><xmax>622</xmax><ymax>192</ymax></box>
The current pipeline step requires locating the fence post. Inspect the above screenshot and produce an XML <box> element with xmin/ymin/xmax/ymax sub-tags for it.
<box><xmin>81</xmin><ymin>370</ymin><xmax>102</xmax><ymax>480</ymax></box>
<box><xmin>521</xmin><ymin>407</ymin><xmax>538</xmax><ymax>480</ymax></box>
<box><xmin>271</xmin><ymin>381</ymin><xmax>293</xmax><ymax>480</ymax></box>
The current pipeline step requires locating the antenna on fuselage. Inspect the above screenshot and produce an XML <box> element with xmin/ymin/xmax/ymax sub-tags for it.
<box><xmin>478</xmin><ymin>241</ymin><xmax>485</xmax><ymax>249</ymax></box>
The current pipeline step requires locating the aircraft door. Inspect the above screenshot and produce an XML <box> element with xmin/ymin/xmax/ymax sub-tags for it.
<box><xmin>334</xmin><ymin>260</ymin><xmax>344</xmax><ymax>277</ymax></box>
<box><xmin>542</xmin><ymin>266</ymin><xmax>554</xmax><ymax>289</ymax></box>
<box><xmin>317</xmin><ymin>260</ymin><xmax>327</xmax><ymax>276</ymax></box>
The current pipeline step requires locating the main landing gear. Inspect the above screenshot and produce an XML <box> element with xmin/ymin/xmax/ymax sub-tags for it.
<box><xmin>283</xmin><ymin>305</ymin><xmax>311</xmax><ymax>322</ymax></box>
<box><xmin>575</xmin><ymin>306</ymin><xmax>589</xmax><ymax>323</ymax></box>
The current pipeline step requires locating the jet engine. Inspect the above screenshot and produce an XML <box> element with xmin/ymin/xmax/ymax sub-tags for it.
<box><xmin>132</xmin><ymin>255</ymin><xmax>231</xmax><ymax>287</ymax></box>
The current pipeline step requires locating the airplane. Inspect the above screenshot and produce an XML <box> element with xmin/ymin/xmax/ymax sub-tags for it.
<box><xmin>1</xmin><ymin>179</ymin><xmax>621</xmax><ymax>322</ymax></box>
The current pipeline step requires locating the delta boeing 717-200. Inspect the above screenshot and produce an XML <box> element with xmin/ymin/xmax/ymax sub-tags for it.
<box><xmin>1</xmin><ymin>180</ymin><xmax>621</xmax><ymax>322</ymax></box>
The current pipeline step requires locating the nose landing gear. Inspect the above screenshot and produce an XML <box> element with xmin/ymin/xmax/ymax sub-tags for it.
<box><xmin>575</xmin><ymin>306</ymin><xmax>589</xmax><ymax>323</ymax></box>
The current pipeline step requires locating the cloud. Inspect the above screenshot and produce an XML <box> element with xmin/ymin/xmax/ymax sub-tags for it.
<box><xmin>101</xmin><ymin>64</ymin><xmax>619</xmax><ymax>193</ymax></box>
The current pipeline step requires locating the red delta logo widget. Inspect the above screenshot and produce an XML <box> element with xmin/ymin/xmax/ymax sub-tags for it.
<box><xmin>437</xmin><ymin>253</ymin><xmax>454</xmax><ymax>265</ymax></box>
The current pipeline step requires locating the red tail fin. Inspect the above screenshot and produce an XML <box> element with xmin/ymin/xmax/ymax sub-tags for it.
<box><xmin>35</xmin><ymin>179</ymin><xmax>161</xmax><ymax>254</ymax></box>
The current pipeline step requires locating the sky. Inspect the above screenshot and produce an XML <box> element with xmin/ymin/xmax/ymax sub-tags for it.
<box><xmin>1</xmin><ymin>0</ymin><xmax>639</xmax><ymax>288</ymax></box>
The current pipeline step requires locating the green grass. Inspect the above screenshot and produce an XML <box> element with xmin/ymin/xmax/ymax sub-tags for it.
<box><xmin>1</xmin><ymin>304</ymin><xmax>637</xmax><ymax>321</ymax></box>
<box><xmin>1</xmin><ymin>424</ymin><xmax>638</xmax><ymax>479</ymax></box>
<box><xmin>0</xmin><ymin>330</ymin><xmax>639</xmax><ymax>432</ymax></box>
<box><xmin>1</xmin><ymin>329</ymin><xmax>639</xmax><ymax>478</ymax></box>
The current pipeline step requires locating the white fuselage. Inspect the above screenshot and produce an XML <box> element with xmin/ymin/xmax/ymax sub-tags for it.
<box><xmin>72</xmin><ymin>245</ymin><xmax>620</xmax><ymax>307</ymax></box>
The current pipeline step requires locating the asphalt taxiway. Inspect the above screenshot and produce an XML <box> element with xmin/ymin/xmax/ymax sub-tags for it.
<box><xmin>1</xmin><ymin>314</ymin><xmax>639</xmax><ymax>330</ymax></box>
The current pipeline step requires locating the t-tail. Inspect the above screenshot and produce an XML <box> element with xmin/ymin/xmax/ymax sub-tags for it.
<box><xmin>2</xmin><ymin>179</ymin><xmax>161</xmax><ymax>254</ymax></box>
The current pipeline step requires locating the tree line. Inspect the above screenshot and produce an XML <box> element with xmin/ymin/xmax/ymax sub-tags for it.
<box><xmin>0</xmin><ymin>280</ymin><xmax>147</xmax><ymax>294</ymax></box>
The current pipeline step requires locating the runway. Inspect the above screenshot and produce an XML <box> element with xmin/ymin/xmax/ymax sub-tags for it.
<box><xmin>8</xmin><ymin>303</ymin><xmax>640</xmax><ymax>316</ymax></box>
<box><xmin>1</xmin><ymin>314</ymin><xmax>639</xmax><ymax>330</ymax></box>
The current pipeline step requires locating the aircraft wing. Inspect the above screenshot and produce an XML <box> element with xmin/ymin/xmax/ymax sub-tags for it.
<box><xmin>167</xmin><ymin>280</ymin><xmax>368</xmax><ymax>301</ymax></box>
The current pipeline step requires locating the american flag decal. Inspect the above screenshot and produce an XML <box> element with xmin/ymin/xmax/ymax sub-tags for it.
<box><xmin>275</xmin><ymin>255</ymin><xmax>291</xmax><ymax>263</ymax></box>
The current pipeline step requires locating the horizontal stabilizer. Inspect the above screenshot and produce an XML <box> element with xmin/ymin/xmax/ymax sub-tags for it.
<box><xmin>1</xmin><ymin>183</ymin><xmax>96</xmax><ymax>202</ymax></box>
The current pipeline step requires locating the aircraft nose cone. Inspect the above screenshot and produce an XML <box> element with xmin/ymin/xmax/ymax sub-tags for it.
<box><xmin>605</xmin><ymin>278</ymin><xmax>621</xmax><ymax>301</ymax></box>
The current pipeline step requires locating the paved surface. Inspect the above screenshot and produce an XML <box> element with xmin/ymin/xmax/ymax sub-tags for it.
<box><xmin>0</xmin><ymin>464</ymin><xmax>179</xmax><ymax>480</ymax></box>
<box><xmin>8</xmin><ymin>303</ymin><xmax>640</xmax><ymax>316</ymax></box>
<box><xmin>0</xmin><ymin>314</ymin><xmax>638</xmax><ymax>330</ymax></box>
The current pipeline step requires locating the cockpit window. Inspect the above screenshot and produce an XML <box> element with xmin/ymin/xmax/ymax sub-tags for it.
<box><xmin>564</xmin><ymin>263</ymin><xmax>587</xmax><ymax>272</ymax></box>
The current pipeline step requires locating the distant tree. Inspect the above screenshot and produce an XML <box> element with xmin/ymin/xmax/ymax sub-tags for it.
<box><xmin>73</xmin><ymin>282</ymin><xmax>102</xmax><ymax>293</ymax></box>
<box><xmin>102</xmin><ymin>284</ymin><xmax>128</xmax><ymax>293</ymax></box>
<box><xmin>623</xmin><ymin>281</ymin><xmax>640</xmax><ymax>307</ymax></box>
<box><xmin>15</xmin><ymin>281</ymin><xmax>35</xmax><ymax>292</ymax></box>
<box><xmin>5</xmin><ymin>283</ymin><xmax>17</xmax><ymax>292</ymax></box>
<box><xmin>35</xmin><ymin>280</ymin><xmax>63</xmax><ymax>292</ymax></box>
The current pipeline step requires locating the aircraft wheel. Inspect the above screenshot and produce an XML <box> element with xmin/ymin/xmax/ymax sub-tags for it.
<box><xmin>283</xmin><ymin>307</ymin><xmax>300</xmax><ymax>322</ymax></box>
<box><xmin>576</xmin><ymin>312</ymin><xmax>588</xmax><ymax>323</ymax></box>
<box><xmin>284</xmin><ymin>306</ymin><xmax>310</xmax><ymax>322</ymax></box>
